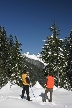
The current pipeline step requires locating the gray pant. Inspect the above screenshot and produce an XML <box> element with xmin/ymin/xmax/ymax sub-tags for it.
<box><xmin>43</xmin><ymin>88</ymin><xmax>53</xmax><ymax>102</ymax></box>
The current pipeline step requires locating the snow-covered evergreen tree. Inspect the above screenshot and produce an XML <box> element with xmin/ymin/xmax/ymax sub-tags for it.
<box><xmin>41</xmin><ymin>22</ymin><xmax>67</xmax><ymax>88</ymax></box>
<box><xmin>0</xmin><ymin>26</ymin><xmax>26</xmax><ymax>87</ymax></box>
<box><xmin>63</xmin><ymin>30</ymin><xmax>72</xmax><ymax>89</ymax></box>
<box><xmin>0</xmin><ymin>26</ymin><xmax>9</xmax><ymax>86</ymax></box>
<box><xmin>9</xmin><ymin>36</ymin><xmax>25</xmax><ymax>85</ymax></box>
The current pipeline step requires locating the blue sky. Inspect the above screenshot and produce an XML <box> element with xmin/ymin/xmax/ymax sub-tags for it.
<box><xmin>0</xmin><ymin>0</ymin><xmax>72</xmax><ymax>54</ymax></box>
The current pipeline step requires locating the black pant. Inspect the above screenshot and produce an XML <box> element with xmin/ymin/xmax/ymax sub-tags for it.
<box><xmin>21</xmin><ymin>85</ymin><xmax>29</xmax><ymax>99</ymax></box>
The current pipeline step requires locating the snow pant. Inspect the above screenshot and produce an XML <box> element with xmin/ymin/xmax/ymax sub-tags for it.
<box><xmin>43</xmin><ymin>88</ymin><xmax>53</xmax><ymax>102</ymax></box>
<box><xmin>21</xmin><ymin>85</ymin><xmax>30</xmax><ymax>100</ymax></box>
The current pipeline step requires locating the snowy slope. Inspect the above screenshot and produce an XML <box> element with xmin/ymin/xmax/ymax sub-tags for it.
<box><xmin>0</xmin><ymin>81</ymin><xmax>72</xmax><ymax>108</ymax></box>
<box><xmin>22</xmin><ymin>52</ymin><xmax>47</xmax><ymax>65</ymax></box>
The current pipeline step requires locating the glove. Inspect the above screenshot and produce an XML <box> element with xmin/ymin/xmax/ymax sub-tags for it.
<box><xmin>29</xmin><ymin>82</ymin><xmax>32</xmax><ymax>88</ymax></box>
<box><xmin>27</xmin><ymin>75</ymin><xmax>29</xmax><ymax>78</ymax></box>
<box><xmin>29</xmin><ymin>85</ymin><xmax>31</xmax><ymax>88</ymax></box>
<box><xmin>44</xmin><ymin>84</ymin><xmax>46</xmax><ymax>87</ymax></box>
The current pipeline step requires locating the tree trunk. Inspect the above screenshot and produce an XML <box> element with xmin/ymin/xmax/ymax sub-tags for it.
<box><xmin>57</xmin><ymin>64</ymin><xmax>59</xmax><ymax>88</ymax></box>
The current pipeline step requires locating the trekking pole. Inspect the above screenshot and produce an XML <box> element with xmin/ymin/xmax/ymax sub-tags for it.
<box><xmin>30</xmin><ymin>85</ymin><xmax>37</xmax><ymax>101</ymax></box>
<box><xmin>30</xmin><ymin>86</ymin><xmax>35</xmax><ymax>97</ymax></box>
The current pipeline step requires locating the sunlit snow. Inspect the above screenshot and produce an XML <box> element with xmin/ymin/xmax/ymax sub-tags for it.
<box><xmin>0</xmin><ymin>81</ymin><xmax>72</xmax><ymax>108</ymax></box>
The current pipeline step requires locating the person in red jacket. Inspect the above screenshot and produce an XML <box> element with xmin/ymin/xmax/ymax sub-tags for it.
<box><xmin>43</xmin><ymin>73</ymin><xmax>54</xmax><ymax>102</ymax></box>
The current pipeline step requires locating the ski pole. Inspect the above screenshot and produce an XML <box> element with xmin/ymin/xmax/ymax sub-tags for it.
<box><xmin>30</xmin><ymin>86</ymin><xmax>35</xmax><ymax>97</ymax></box>
<box><xmin>30</xmin><ymin>86</ymin><xmax>36</xmax><ymax>101</ymax></box>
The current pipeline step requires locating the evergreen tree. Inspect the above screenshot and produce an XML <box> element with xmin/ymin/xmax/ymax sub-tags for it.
<box><xmin>9</xmin><ymin>36</ymin><xmax>23</xmax><ymax>84</ymax></box>
<box><xmin>41</xmin><ymin>22</ymin><xmax>67</xmax><ymax>88</ymax></box>
<box><xmin>0</xmin><ymin>26</ymin><xmax>26</xmax><ymax>87</ymax></box>
<box><xmin>0</xmin><ymin>26</ymin><xmax>9</xmax><ymax>86</ymax></box>
<box><xmin>6</xmin><ymin>34</ymin><xmax>14</xmax><ymax>79</ymax></box>
<box><xmin>63</xmin><ymin>30</ymin><xmax>72</xmax><ymax>88</ymax></box>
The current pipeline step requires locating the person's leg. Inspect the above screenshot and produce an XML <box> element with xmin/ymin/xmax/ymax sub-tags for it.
<box><xmin>21</xmin><ymin>85</ymin><xmax>25</xmax><ymax>98</ymax></box>
<box><xmin>49</xmin><ymin>88</ymin><xmax>53</xmax><ymax>102</ymax></box>
<box><xmin>26</xmin><ymin>85</ymin><xmax>30</xmax><ymax>100</ymax></box>
<box><xmin>43</xmin><ymin>88</ymin><xmax>48</xmax><ymax>102</ymax></box>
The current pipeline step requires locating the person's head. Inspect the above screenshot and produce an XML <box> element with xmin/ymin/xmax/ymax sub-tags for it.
<box><xmin>23</xmin><ymin>70</ymin><xmax>27</xmax><ymax>74</ymax></box>
<box><xmin>49</xmin><ymin>73</ymin><xmax>54</xmax><ymax>77</ymax></box>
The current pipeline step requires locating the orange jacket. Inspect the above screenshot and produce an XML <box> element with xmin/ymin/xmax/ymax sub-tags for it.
<box><xmin>22</xmin><ymin>74</ymin><xmax>29</xmax><ymax>85</ymax></box>
<box><xmin>46</xmin><ymin>76</ymin><xmax>54</xmax><ymax>88</ymax></box>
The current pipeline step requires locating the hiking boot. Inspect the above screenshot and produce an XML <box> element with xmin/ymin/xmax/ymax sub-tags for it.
<box><xmin>21</xmin><ymin>96</ymin><xmax>23</xmax><ymax>99</ymax></box>
<box><xmin>21</xmin><ymin>96</ymin><xmax>24</xmax><ymax>99</ymax></box>
<box><xmin>48</xmin><ymin>99</ymin><xmax>52</xmax><ymax>102</ymax></box>
<box><xmin>27</xmin><ymin>96</ymin><xmax>30</xmax><ymax>101</ymax></box>
<box><xmin>43</xmin><ymin>98</ymin><xmax>46</xmax><ymax>102</ymax></box>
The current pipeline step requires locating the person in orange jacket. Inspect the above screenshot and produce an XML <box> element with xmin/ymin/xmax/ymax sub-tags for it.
<box><xmin>43</xmin><ymin>73</ymin><xmax>54</xmax><ymax>102</ymax></box>
<box><xmin>21</xmin><ymin>70</ymin><xmax>31</xmax><ymax>101</ymax></box>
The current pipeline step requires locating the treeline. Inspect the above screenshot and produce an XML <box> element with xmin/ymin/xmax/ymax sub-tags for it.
<box><xmin>0</xmin><ymin>22</ymin><xmax>72</xmax><ymax>90</ymax></box>
<box><xmin>0</xmin><ymin>26</ymin><xmax>26</xmax><ymax>87</ymax></box>
<box><xmin>41</xmin><ymin>22</ymin><xmax>72</xmax><ymax>90</ymax></box>
<box><xmin>0</xmin><ymin>25</ymin><xmax>45</xmax><ymax>88</ymax></box>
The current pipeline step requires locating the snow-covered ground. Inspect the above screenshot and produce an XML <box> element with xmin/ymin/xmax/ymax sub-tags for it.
<box><xmin>0</xmin><ymin>81</ymin><xmax>72</xmax><ymax>108</ymax></box>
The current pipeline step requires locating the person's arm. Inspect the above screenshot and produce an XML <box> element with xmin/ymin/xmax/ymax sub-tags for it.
<box><xmin>26</xmin><ymin>77</ymin><xmax>30</xmax><ymax>84</ymax></box>
<box><xmin>46</xmin><ymin>78</ymin><xmax>48</xmax><ymax>85</ymax></box>
<box><xmin>44</xmin><ymin>77</ymin><xmax>48</xmax><ymax>87</ymax></box>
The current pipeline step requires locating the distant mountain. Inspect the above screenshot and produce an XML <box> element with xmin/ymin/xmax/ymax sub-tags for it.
<box><xmin>22</xmin><ymin>52</ymin><xmax>46</xmax><ymax>69</ymax></box>
<box><xmin>21</xmin><ymin>52</ymin><xmax>47</xmax><ymax>86</ymax></box>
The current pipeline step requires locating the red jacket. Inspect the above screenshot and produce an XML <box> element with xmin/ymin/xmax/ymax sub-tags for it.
<box><xmin>46</xmin><ymin>76</ymin><xmax>54</xmax><ymax>89</ymax></box>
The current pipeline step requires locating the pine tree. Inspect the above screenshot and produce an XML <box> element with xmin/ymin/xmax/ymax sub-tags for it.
<box><xmin>41</xmin><ymin>22</ymin><xmax>67</xmax><ymax>88</ymax></box>
<box><xmin>0</xmin><ymin>25</ymin><xmax>26</xmax><ymax>87</ymax></box>
<box><xmin>6</xmin><ymin>34</ymin><xmax>15</xmax><ymax>79</ymax></box>
<box><xmin>63</xmin><ymin>30</ymin><xmax>72</xmax><ymax>89</ymax></box>
<box><xmin>0</xmin><ymin>26</ymin><xmax>9</xmax><ymax>86</ymax></box>
<box><xmin>9</xmin><ymin>36</ymin><xmax>25</xmax><ymax>85</ymax></box>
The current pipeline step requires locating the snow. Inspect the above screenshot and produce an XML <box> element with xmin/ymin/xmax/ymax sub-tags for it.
<box><xmin>23</xmin><ymin>52</ymin><xmax>41</xmax><ymax>60</ymax></box>
<box><xmin>33</xmin><ymin>81</ymin><xmax>43</xmax><ymax>88</ymax></box>
<box><xmin>0</xmin><ymin>81</ymin><xmax>72</xmax><ymax>108</ymax></box>
<box><xmin>0</xmin><ymin>81</ymin><xmax>12</xmax><ymax>93</ymax></box>
<box><xmin>42</xmin><ymin>40</ymin><xmax>46</xmax><ymax>42</ymax></box>
<box><xmin>23</xmin><ymin>52</ymin><xmax>47</xmax><ymax>65</ymax></box>
<box><xmin>53</xmin><ymin>86</ymin><xmax>58</xmax><ymax>90</ymax></box>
